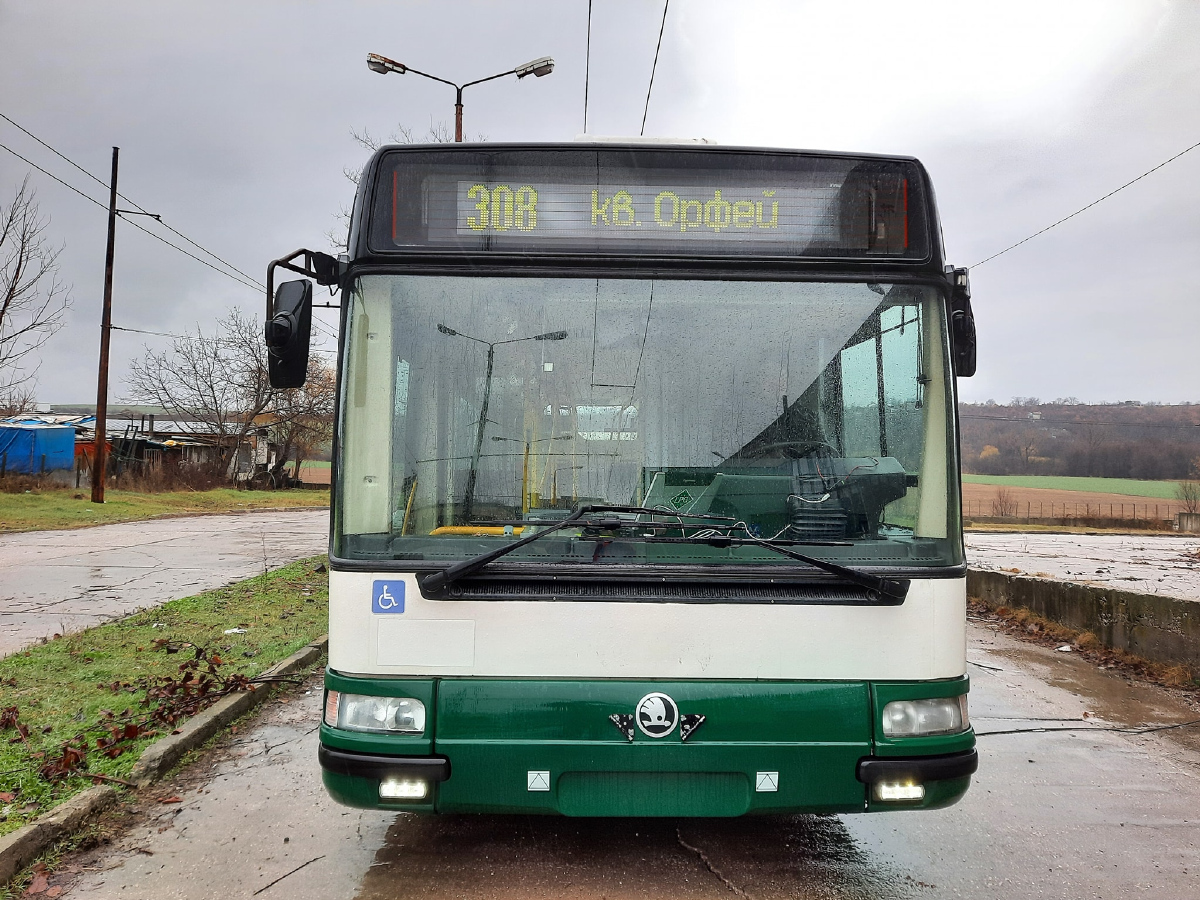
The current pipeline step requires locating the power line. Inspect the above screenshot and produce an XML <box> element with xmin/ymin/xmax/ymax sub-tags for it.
<box><xmin>970</xmin><ymin>136</ymin><xmax>1200</xmax><ymax>268</ymax></box>
<box><xmin>0</xmin><ymin>112</ymin><xmax>266</xmax><ymax>290</ymax></box>
<box><xmin>2</xmin><ymin>137</ymin><xmax>262</xmax><ymax>293</ymax></box>
<box><xmin>3</xmin><ymin>137</ymin><xmax>262</xmax><ymax>293</ymax></box>
<box><xmin>110</xmin><ymin>323</ymin><xmax>336</xmax><ymax>353</ymax></box>
<box><xmin>310</xmin><ymin>318</ymin><xmax>340</xmax><ymax>342</ymax></box>
<box><xmin>583</xmin><ymin>0</ymin><xmax>593</xmax><ymax>134</ymax></box>
<box><xmin>0</xmin><ymin>139</ymin><xmax>108</xmax><ymax>210</ymax></box>
<box><xmin>116</xmin><ymin>214</ymin><xmax>264</xmax><ymax>292</ymax></box>
<box><xmin>640</xmin><ymin>0</ymin><xmax>669</xmax><ymax>137</ymax></box>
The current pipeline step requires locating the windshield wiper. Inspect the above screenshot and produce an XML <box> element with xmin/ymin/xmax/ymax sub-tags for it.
<box><xmin>716</xmin><ymin>532</ymin><xmax>909</xmax><ymax>602</ymax></box>
<box><xmin>420</xmin><ymin>505</ymin><xmax>733</xmax><ymax>592</ymax></box>
<box><xmin>420</xmin><ymin>505</ymin><xmax>907</xmax><ymax>602</ymax></box>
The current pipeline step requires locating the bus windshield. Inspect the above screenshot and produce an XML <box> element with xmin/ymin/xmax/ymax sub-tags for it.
<box><xmin>335</xmin><ymin>274</ymin><xmax>962</xmax><ymax>570</ymax></box>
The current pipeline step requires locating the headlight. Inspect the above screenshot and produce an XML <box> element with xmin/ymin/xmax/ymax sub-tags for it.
<box><xmin>881</xmin><ymin>695</ymin><xmax>968</xmax><ymax>737</ymax></box>
<box><xmin>325</xmin><ymin>691</ymin><xmax>426</xmax><ymax>734</ymax></box>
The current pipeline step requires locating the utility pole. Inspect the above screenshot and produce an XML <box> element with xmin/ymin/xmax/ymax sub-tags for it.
<box><xmin>91</xmin><ymin>147</ymin><xmax>119</xmax><ymax>504</ymax></box>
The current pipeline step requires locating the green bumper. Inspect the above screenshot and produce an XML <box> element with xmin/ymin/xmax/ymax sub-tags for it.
<box><xmin>319</xmin><ymin>671</ymin><xmax>975</xmax><ymax>816</ymax></box>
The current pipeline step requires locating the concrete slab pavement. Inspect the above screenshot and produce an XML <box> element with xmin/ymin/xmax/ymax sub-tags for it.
<box><xmin>966</xmin><ymin>532</ymin><xmax>1200</xmax><ymax>601</ymax></box>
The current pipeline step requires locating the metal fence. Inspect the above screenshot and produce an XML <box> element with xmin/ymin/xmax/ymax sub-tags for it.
<box><xmin>961</xmin><ymin>499</ymin><xmax>1179</xmax><ymax>523</ymax></box>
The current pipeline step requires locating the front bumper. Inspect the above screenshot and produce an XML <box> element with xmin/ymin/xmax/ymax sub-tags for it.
<box><xmin>318</xmin><ymin>745</ymin><xmax>451</xmax><ymax>782</ymax></box>
<box><xmin>318</xmin><ymin>673</ymin><xmax>976</xmax><ymax>816</ymax></box>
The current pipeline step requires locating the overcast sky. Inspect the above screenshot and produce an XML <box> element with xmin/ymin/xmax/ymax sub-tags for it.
<box><xmin>1</xmin><ymin>0</ymin><xmax>1197</xmax><ymax>407</ymax></box>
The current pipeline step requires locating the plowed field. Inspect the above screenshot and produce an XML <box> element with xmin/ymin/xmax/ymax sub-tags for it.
<box><xmin>961</xmin><ymin>481</ymin><xmax>1182</xmax><ymax>520</ymax></box>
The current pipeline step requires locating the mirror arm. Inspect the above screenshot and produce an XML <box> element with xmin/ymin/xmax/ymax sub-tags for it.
<box><xmin>266</xmin><ymin>249</ymin><xmax>345</xmax><ymax>320</ymax></box>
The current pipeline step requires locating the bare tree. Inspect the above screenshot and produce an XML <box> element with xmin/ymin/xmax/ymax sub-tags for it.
<box><xmin>127</xmin><ymin>309</ymin><xmax>337</xmax><ymax>484</ymax></box>
<box><xmin>0</xmin><ymin>177</ymin><xmax>71</xmax><ymax>406</ymax></box>
<box><xmin>126</xmin><ymin>308</ymin><xmax>273</xmax><ymax>473</ymax></box>
<box><xmin>330</xmin><ymin>120</ymin><xmax>479</xmax><ymax>249</ymax></box>
<box><xmin>1177</xmin><ymin>480</ymin><xmax>1200</xmax><ymax>515</ymax></box>
<box><xmin>269</xmin><ymin>354</ymin><xmax>336</xmax><ymax>481</ymax></box>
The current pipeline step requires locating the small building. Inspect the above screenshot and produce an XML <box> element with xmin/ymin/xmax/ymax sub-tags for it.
<box><xmin>0</xmin><ymin>419</ymin><xmax>76</xmax><ymax>477</ymax></box>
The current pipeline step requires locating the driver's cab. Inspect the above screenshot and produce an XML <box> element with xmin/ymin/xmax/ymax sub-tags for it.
<box><xmin>640</xmin><ymin>298</ymin><xmax>923</xmax><ymax>543</ymax></box>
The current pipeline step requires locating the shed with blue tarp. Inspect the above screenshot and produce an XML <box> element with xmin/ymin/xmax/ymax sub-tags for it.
<box><xmin>0</xmin><ymin>420</ymin><xmax>76</xmax><ymax>474</ymax></box>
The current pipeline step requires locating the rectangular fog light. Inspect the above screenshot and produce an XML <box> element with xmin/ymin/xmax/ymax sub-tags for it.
<box><xmin>875</xmin><ymin>781</ymin><xmax>925</xmax><ymax>802</ymax></box>
<box><xmin>379</xmin><ymin>777</ymin><xmax>428</xmax><ymax>800</ymax></box>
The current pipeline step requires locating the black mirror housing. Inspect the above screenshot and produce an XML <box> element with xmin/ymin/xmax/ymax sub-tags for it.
<box><xmin>266</xmin><ymin>279</ymin><xmax>313</xmax><ymax>388</ymax></box>
<box><xmin>948</xmin><ymin>267</ymin><xmax>976</xmax><ymax>378</ymax></box>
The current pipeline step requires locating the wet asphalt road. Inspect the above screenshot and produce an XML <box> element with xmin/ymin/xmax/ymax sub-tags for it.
<box><xmin>50</xmin><ymin>620</ymin><xmax>1200</xmax><ymax>900</ymax></box>
<box><xmin>0</xmin><ymin>510</ymin><xmax>329</xmax><ymax>656</ymax></box>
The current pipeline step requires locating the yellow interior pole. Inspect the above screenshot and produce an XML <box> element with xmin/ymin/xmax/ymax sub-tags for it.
<box><xmin>401</xmin><ymin>475</ymin><xmax>417</xmax><ymax>535</ymax></box>
<box><xmin>521</xmin><ymin>441</ymin><xmax>531</xmax><ymax>514</ymax></box>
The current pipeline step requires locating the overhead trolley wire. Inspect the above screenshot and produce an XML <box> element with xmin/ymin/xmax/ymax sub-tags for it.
<box><xmin>0</xmin><ymin>112</ymin><xmax>267</xmax><ymax>291</ymax></box>
<box><xmin>970</xmin><ymin>136</ymin><xmax>1200</xmax><ymax>269</ymax></box>
<box><xmin>640</xmin><ymin>0</ymin><xmax>669</xmax><ymax>136</ymax></box>
<box><xmin>583</xmin><ymin>0</ymin><xmax>593</xmax><ymax>133</ymax></box>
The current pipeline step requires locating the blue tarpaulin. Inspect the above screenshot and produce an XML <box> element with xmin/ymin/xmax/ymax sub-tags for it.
<box><xmin>0</xmin><ymin>422</ymin><xmax>76</xmax><ymax>474</ymax></box>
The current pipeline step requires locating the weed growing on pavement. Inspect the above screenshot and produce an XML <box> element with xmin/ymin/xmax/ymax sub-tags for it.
<box><xmin>969</xmin><ymin>598</ymin><xmax>1198</xmax><ymax>692</ymax></box>
<box><xmin>0</xmin><ymin>556</ymin><xmax>328</xmax><ymax>838</ymax></box>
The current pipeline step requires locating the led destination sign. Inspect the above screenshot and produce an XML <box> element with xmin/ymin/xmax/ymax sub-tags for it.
<box><xmin>376</xmin><ymin>148</ymin><xmax>927</xmax><ymax>259</ymax></box>
<box><xmin>457</xmin><ymin>183</ymin><xmax>843</xmax><ymax>245</ymax></box>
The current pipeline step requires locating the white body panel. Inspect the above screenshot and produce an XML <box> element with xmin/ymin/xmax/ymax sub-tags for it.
<box><xmin>329</xmin><ymin>570</ymin><xmax>967</xmax><ymax>681</ymax></box>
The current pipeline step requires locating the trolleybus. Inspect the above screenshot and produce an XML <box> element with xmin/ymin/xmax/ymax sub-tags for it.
<box><xmin>265</xmin><ymin>141</ymin><xmax>979</xmax><ymax>817</ymax></box>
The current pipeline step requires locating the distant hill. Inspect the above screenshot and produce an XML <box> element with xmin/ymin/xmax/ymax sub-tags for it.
<box><xmin>959</xmin><ymin>401</ymin><xmax>1200</xmax><ymax>480</ymax></box>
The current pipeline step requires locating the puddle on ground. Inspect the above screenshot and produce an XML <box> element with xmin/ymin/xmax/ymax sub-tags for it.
<box><xmin>988</xmin><ymin>642</ymin><xmax>1200</xmax><ymax>756</ymax></box>
<box><xmin>354</xmin><ymin>813</ymin><xmax>911</xmax><ymax>900</ymax></box>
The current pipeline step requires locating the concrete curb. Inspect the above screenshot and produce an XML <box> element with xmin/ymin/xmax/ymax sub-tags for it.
<box><xmin>0</xmin><ymin>636</ymin><xmax>328</xmax><ymax>887</ymax></box>
<box><xmin>968</xmin><ymin>569</ymin><xmax>1200</xmax><ymax>668</ymax></box>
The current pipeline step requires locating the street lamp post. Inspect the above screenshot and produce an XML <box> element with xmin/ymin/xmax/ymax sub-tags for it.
<box><xmin>437</xmin><ymin>323</ymin><xmax>567</xmax><ymax>522</ymax></box>
<box><xmin>366</xmin><ymin>53</ymin><xmax>554</xmax><ymax>142</ymax></box>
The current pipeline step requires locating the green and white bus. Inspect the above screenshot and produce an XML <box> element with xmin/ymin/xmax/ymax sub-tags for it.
<box><xmin>266</xmin><ymin>141</ymin><xmax>979</xmax><ymax>817</ymax></box>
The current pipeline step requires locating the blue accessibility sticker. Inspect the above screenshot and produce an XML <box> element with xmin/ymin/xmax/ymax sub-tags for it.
<box><xmin>372</xmin><ymin>580</ymin><xmax>405</xmax><ymax>614</ymax></box>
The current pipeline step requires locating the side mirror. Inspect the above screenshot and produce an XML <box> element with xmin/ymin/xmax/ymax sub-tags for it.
<box><xmin>265</xmin><ymin>279</ymin><xmax>313</xmax><ymax>388</ymax></box>
<box><xmin>948</xmin><ymin>267</ymin><xmax>976</xmax><ymax>378</ymax></box>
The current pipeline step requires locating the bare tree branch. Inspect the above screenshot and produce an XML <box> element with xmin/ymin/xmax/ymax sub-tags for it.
<box><xmin>125</xmin><ymin>309</ymin><xmax>335</xmax><ymax>482</ymax></box>
<box><xmin>0</xmin><ymin>176</ymin><xmax>71</xmax><ymax>404</ymax></box>
<box><xmin>329</xmin><ymin>120</ymin><xmax>484</xmax><ymax>251</ymax></box>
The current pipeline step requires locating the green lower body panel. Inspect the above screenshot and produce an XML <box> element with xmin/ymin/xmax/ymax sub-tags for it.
<box><xmin>319</xmin><ymin>673</ymin><xmax>975</xmax><ymax>816</ymax></box>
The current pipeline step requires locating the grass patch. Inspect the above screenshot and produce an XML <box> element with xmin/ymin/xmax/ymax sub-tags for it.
<box><xmin>0</xmin><ymin>487</ymin><xmax>329</xmax><ymax>534</ymax></box>
<box><xmin>964</xmin><ymin>522</ymin><xmax>1175</xmax><ymax>535</ymax></box>
<box><xmin>961</xmin><ymin>474</ymin><xmax>1182</xmax><ymax>499</ymax></box>
<box><xmin>0</xmin><ymin>557</ymin><xmax>328</xmax><ymax>838</ymax></box>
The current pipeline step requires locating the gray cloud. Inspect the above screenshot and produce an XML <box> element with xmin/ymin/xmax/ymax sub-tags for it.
<box><xmin>1</xmin><ymin>1</ymin><xmax>1197</xmax><ymax>405</ymax></box>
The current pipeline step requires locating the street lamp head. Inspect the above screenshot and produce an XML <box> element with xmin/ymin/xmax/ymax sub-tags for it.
<box><xmin>367</xmin><ymin>53</ymin><xmax>406</xmax><ymax>75</ymax></box>
<box><xmin>514</xmin><ymin>57</ymin><xmax>555</xmax><ymax>79</ymax></box>
<box><xmin>436</xmin><ymin>323</ymin><xmax>458</xmax><ymax>336</ymax></box>
<box><xmin>534</xmin><ymin>330</ymin><xmax>569</xmax><ymax>341</ymax></box>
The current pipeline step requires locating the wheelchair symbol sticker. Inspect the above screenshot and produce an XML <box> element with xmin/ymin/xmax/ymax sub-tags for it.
<box><xmin>372</xmin><ymin>580</ymin><xmax>405</xmax><ymax>614</ymax></box>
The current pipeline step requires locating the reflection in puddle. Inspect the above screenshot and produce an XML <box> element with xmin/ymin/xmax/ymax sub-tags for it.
<box><xmin>988</xmin><ymin>644</ymin><xmax>1200</xmax><ymax>755</ymax></box>
<box><xmin>355</xmin><ymin>813</ymin><xmax>910</xmax><ymax>900</ymax></box>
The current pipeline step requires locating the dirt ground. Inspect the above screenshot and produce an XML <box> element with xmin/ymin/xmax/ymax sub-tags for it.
<box><xmin>961</xmin><ymin>482</ymin><xmax>1184</xmax><ymax>521</ymax></box>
